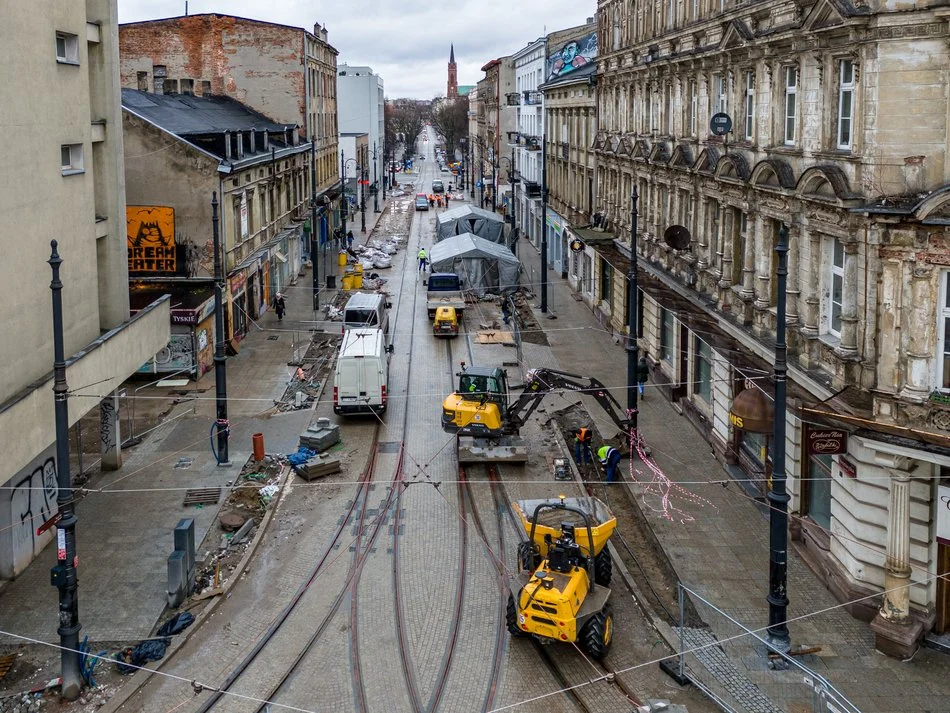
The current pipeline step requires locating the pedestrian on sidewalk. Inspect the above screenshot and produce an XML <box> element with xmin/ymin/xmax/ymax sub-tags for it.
<box><xmin>637</xmin><ymin>354</ymin><xmax>650</xmax><ymax>398</ymax></box>
<box><xmin>418</xmin><ymin>247</ymin><xmax>428</xmax><ymax>272</ymax></box>
<box><xmin>274</xmin><ymin>292</ymin><xmax>286</xmax><ymax>321</ymax></box>
<box><xmin>573</xmin><ymin>426</ymin><xmax>593</xmax><ymax>465</ymax></box>
<box><xmin>597</xmin><ymin>445</ymin><xmax>622</xmax><ymax>483</ymax></box>
<box><xmin>347</xmin><ymin>231</ymin><xmax>354</xmax><ymax>251</ymax></box>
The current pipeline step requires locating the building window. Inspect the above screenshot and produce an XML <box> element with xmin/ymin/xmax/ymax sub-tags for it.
<box><xmin>599</xmin><ymin>257</ymin><xmax>612</xmax><ymax>304</ymax></box>
<box><xmin>660</xmin><ymin>308</ymin><xmax>675</xmax><ymax>364</ymax></box>
<box><xmin>783</xmin><ymin>66</ymin><xmax>797</xmax><ymax>145</ymax></box>
<box><xmin>180</xmin><ymin>78</ymin><xmax>195</xmax><ymax>95</ymax></box>
<box><xmin>60</xmin><ymin>143</ymin><xmax>83</xmax><ymax>174</ymax></box>
<box><xmin>55</xmin><ymin>32</ymin><xmax>79</xmax><ymax>64</ymax></box>
<box><xmin>136</xmin><ymin>71</ymin><xmax>149</xmax><ymax>91</ymax></box>
<box><xmin>829</xmin><ymin>238</ymin><xmax>845</xmax><ymax>337</ymax></box>
<box><xmin>201</xmin><ymin>80</ymin><xmax>212</xmax><ymax>96</ymax></box>
<box><xmin>664</xmin><ymin>83</ymin><xmax>673</xmax><ymax>134</ymax></box>
<box><xmin>807</xmin><ymin>453</ymin><xmax>833</xmax><ymax>529</ymax></box>
<box><xmin>744</xmin><ymin>71</ymin><xmax>755</xmax><ymax>141</ymax></box>
<box><xmin>163</xmin><ymin>78</ymin><xmax>179</xmax><ymax>95</ymax></box>
<box><xmin>712</xmin><ymin>73</ymin><xmax>727</xmax><ymax>115</ymax></box>
<box><xmin>706</xmin><ymin>199</ymin><xmax>720</xmax><ymax>269</ymax></box>
<box><xmin>938</xmin><ymin>272</ymin><xmax>950</xmax><ymax>392</ymax></box>
<box><xmin>693</xmin><ymin>335</ymin><xmax>712</xmax><ymax>402</ymax></box>
<box><xmin>612</xmin><ymin>6</ymin><xmax>621</xmax><ymax>50</ymax></box>
<box><xmin>837</xmin><ymin>59</ymin><xmax>855</xmax><ymax>150</ymax></box>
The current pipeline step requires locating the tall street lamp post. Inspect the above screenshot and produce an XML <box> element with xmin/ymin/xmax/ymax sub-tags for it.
<box><xmin>540</xmin><ymin>132</ymin><xmax>548</xmax><ymax>313</ymax></box>
<box><xmin>500</xmin><ymin>154</ymin><xmax>518</xmax><ymax>257</ymax></box>
<box><xmin>371</xmin><ymin>142</ymin><xmax>381</xmax><ymax>213</ymax></box>
<box><xmin>479</xmin><ymin>141</ymin><xmax>485</xmax><ymax>209</ymax></box>
<box><xmin>767</xmin><ymin>223</ymin><xmax>792</xmax><ymax>659</ymax></box>
<box><xmin>310</xmin><ymin>136</ymin><xmax>320</xmax><ymax>311</ymax></box>
<box><xmin>211</xmin><ymin>193</ymin><xmax>230</xmax><ymax>467</ymax></box>
<box><xmin>359</xmin><ymin>164</ymin><xmax>367</xmax><ymax>233</ymax></box>
<box><xmin>47</xmin><ymin>241</ymin><xmax>82</xmax><ymax>701</ymax></box>
<box><xmin>626</xmin><ymin>189</ymin><xmax>640</xmax><ymax>444</ymax></box>
<box><xmin>340</xmin><ymin>150</ymin><xmax>347</xmax><ymax>247</ymax></box>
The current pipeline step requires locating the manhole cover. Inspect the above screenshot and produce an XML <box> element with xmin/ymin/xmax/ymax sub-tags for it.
<box><xmin>267</xmin><ymin>335</ymin><xmax>279</xmax><ymax>341</ymax></box>
<box><xmin>378</xmin><ymin>442</ymin><xmax>400</xmax><ymax>453</ymax></box>
<box><xmin>183</xmin><ymin>488</ymin><xmax>221</xmax><ymax>506</ymax></box>
<box><xmin>174</xmin><ymin>458</ymin><xmax>194</xmax><ymax>470</ymax></box>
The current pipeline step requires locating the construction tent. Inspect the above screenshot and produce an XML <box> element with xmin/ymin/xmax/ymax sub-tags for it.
<box><xmin>428</xmin><ymin>233</ymin><xmax>521</xmax><ymax>295</ymax></box>
<box><xmin>436</xmin><ymin>205</ymin><xmax>506</xmax><ymax>244</ymax></box>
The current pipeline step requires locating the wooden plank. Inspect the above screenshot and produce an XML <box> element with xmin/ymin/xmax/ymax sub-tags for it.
<box><xmin>476</xmin><ymin>330</ymin><xmax>515</xmax><ymax>345</ymax></box>
<box><xmin>0</xmin><ymin>653</ymin><xmax>16</xmax><ymax>679</ymax></box>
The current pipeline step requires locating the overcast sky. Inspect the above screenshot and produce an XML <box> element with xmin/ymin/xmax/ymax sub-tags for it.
<box><xmin>118</xmin><ymin>0</ymin><xmax>597</xmax><ymax>98</ymax></box>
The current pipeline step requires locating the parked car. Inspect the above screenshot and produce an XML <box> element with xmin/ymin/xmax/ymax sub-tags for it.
<box><xmin>415</xmin><ymin>193</ymin><xmax>429</xmax><ymax>211</ymax></box>
<box><xmin>432</xmin><ymin>179</ymin><xmax>445</xmax><ymax>194</ymax></box>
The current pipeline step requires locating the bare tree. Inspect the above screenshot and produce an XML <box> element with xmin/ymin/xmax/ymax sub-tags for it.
<box><xmin>430</xmin><ymin>98</ymin><xmax>469</xmax><ymax>160</ymax></box>
<box><xmin>385</xmin><ymin>98</ymin><xmax>428</xmax><ymax>163</ymax></box>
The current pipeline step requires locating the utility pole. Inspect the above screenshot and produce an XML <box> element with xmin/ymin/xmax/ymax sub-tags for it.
<box><xmin>491</xmin><ymin>147</ymin><xmax>497</xmax><ymax>213</ymax></box>
<box><xmin>510</xmin><ymin>145</ymin><xmax>519</xmax><ymax>255</ymax></box>
<box><xmin>340</xmin><ymin>149</ymin><xmax>347</xmax><ymax>246</ymax></box>
<box><xmin>360</xmin><ymin>164</ymin><xmax>367</xmax><ymax>233</ymax></box>
<box><xmin>626</xmin><ymin>189</ymin><xmax>640</xmax><ymax>445</ymax></box>
<box><xmin>211</xmin><ymin>193</ymin><xmax>230</xmax><ymax>466</ymax></box>
<box><xmin>540</xmin><ymin>132</ymin><xmax>548</xmax><ymax>313</ymax></box>
<box><xmin>372</xmin><ymin>142</ymin><xmax>380</xmax><ymax>213</ymax></box>
<box><xmin>310</xmin><ymin>136</ymin><xmax>319</xmax><ymax>311</ymax></box>
<box><xmin>47</xmin><ymin>241</ymin><xmax>82</xmax><ymax>701</ymax></box>
<box><xmin>767</xmin><ymin>224</ymin><xmax>792</xmax><ymax>659</ymax></box>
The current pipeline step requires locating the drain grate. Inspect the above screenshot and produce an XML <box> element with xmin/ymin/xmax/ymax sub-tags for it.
<box><xmin>174</xmin><ymin>457</ymin><xmax>194</xmax><ymax>470</ymax></box>
<box><xmin>0</xmin><ymin>653</ymin><xmax>15</xmax><ymax>679</ymax></box>
<box><xmin>267</xmin><ymin>335</ymin><xmax>280</xmax><ymax>341</ymax></box>
<box><xmin>183</xmin><ymin>488</ymin><xmax>222</xmax><ymax>506</ymax></box>
<box><xmin>378</xmin><ymin>441</ymin><xmax>400</xmax><ymax>453</ymax></box>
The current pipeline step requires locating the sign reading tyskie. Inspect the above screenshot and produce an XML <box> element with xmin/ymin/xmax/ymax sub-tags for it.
<box><xmin>806</xmin><ymin>428</ymin><xmax>848</xmax><ymax>456</ymax></box>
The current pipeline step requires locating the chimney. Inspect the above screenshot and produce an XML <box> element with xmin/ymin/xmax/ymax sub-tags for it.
<box><xmin>224</xmin><ymin>131</ymin><xmax>232</xmax><ymax>160</ymax></box>
<box><xmin>263</xmin><ymin>130</ymin><xmax>270</xmax><ymax>150</ymax></box>
<box><xmin>314</xmin><ymin>22</ymin><xmax>321</xmax><ymax>37</ymax></box>
<box><xmin>236</xmin><ymin>132</ymin><xmax>245</xmax><ymax>159</ymax></box>
<box><xmin>321</xmin><ymin>27</ymin><xmax>328</xmax><ymax>42</ymax></box>
<box><xmin>586</xmin><ymin>16</ymin><xmax>594</xmax><ymax>23</ymax></box>
<box><xmin>249</xmin><ymin>129</ymin><xmax>257</xmax><ymax>154</ymax></box>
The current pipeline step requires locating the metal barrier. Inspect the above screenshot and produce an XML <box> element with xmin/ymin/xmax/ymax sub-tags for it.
<box><xmin>672</xmin><ymin>583</ymin><xmax>863</xmax><ymax>713</ymax></box>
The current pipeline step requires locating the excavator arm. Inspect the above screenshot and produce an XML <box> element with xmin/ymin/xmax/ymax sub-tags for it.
<box><xmin>504</xmin><ymin>368</ymin><xmax>632</xmax><ymax>434</ymax></box>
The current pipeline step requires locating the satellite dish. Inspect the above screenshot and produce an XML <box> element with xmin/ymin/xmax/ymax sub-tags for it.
<box><xmin>664</xmin><ymin>225</ymin><xmax>692</xmax><ymax>250</ymax></box>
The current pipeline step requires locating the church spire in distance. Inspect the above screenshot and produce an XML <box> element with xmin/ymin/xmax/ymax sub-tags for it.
<box><xmin>447</xmin><ymin>44</ymin><xmax>458</xmax><ymax>99</ymax></box>
<box><xmin>450</xmin><ymin>44</ymin><xmax>455</xmax><ymax>63</ymax></box>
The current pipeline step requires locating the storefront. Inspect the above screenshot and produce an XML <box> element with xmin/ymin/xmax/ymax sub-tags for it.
<box><xmin>130</xmin><ymin>285</ymin><xmax>215</xmax><ymax>377</ymax></box>
<box><xmin>546</xmin><ymin>210</ymin><xmax>567</xmax><ymax>276</ymax></box>
<box><xmin>228</xmin><ymin>268</ymin><xmax>248</xmax><ymax>342</ymax></box>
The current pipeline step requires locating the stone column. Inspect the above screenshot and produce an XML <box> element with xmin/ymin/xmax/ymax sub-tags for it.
<box><xmin>740</xmin><ymin>211</ymin><xmax>756</xmax><ymax>301</ymax></box>
<box><xmin>900</xmin><ymin>265</ymin><xmax>934</xmax><ymax>401</ymax></box>
<box><xmin>836</xmin><ymin>242</ymin><xmax>859</xmax><ymax>355</ymax></box>
<box><xmin>786</xmin><ymin>224</ymin><xmax>801</xmax><ymax>326</ymax></box>
<box><xmin>753</xmin><ymin>213</ymin><xmax>771</xmax><ymax>310</ymax></box>
<box><xmin>99</xmin><ymin>390</ymin><xmax>122</xmax><ymax>471</ymax></box>
<box><xmin>719</xmin><ymin>206</ymin><xmax>734</xmax><ymax>289</ymax></box>
<box><xmin>871</xmin><ymin>457</ymin><xmax>924</xmax><ymax>659</ymax></box>
<box><xmin>801</xmin><ymin>230</ymin><xmax>820</xmax><ymax>337</ymax></box>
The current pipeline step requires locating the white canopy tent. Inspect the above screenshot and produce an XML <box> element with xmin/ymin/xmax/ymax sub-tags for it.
<box><xmin>435</xmin><ymin>204</ymin><xmax>507</xmax><ymax>244</ymax></box>
<box><xmin>428</xmin><ymin>233</ymin><xmax>521</xmax><ymax>295</ymax></box>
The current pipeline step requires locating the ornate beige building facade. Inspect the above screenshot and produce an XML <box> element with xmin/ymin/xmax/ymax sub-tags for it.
<box><xmin>593</xmin><ymin>0</ymin><xmax>950</xmax><ymax>656</ymax></box>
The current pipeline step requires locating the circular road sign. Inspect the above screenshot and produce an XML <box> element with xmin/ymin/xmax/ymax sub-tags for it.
<box><xmin>710</xmin><ymin>112</ymin><xmax>733</xmax><ymax>136</ymax></box>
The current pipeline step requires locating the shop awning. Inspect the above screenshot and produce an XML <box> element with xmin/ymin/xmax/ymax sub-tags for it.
<box><xmin>274</xmin><ymin>250</ymin><xmax>288</xmax><ymax>263</ymax></box>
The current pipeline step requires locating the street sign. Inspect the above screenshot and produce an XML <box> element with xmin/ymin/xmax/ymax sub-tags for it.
<box><xmin>36</xmin><ymin>512</ymin><xmax>62</xmax><ymax>536</ymax></box>
<box><xmin>710</xmin><ymin>112</ymin><xmax>733</xmax><ymax>136</ymax></box>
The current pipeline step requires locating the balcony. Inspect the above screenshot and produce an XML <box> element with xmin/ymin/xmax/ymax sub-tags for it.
<box><xmin>523</xmin><ymin>90</ymin><xmax>542</xmax><ymax>105</ymax></box>
<box><xmin>522</xmin><ymin>180</ymin><xmax>541</xmax><ymax>198</ymax></box>
<box><xmin>560</xmin><ymin>141</ymin><xmax>569</xmax><ymax>160</ymax></box>
<box><xmin>524</xmin><ymin>135</ymin><xmax>541</xmax><ymax>151</ymax></box>
<box><xmin>507</xmin><ymin>130</ymin><xmax>521</xmax><ymax>145</ymax></box>
<box><xmin>506</xmin><ymin>93</ymin><xmax>521</xmax><ymax>106</ymax></box>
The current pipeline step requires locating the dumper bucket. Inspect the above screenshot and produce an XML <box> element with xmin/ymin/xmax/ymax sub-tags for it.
<box><xmin>457</xmin><ymin>436</ymin><xmax>528</xmax><ymax>464</ymax></box>
<box><xmin>512</xmin><ymin>497</ymin><xmax>616</xmax><ymax>558</ymax></box>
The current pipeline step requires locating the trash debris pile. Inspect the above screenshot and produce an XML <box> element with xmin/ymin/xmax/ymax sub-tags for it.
<box><xmin>354</xmin><ymin>234</ymin><xmax>405</xmax><ymax>270</ymax></box>
<box><xmin>276</xmin><ymin>336</ymin><xmax>340</xmax><ymax>412</ymax></box>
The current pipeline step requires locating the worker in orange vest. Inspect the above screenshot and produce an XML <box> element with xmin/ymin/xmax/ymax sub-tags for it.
<box><xmin>574</xmin><ymin>426</ymin><xmax>593</xmax><ymax>464</ymax></box>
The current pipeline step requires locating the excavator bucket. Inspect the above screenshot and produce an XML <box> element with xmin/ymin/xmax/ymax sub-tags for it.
<box><xmin>457</xmin><ymin>436</ymin><xmax>529</xmax><ymax>464</ymax></box>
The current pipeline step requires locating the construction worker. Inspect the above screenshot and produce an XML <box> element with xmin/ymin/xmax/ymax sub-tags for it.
<box><xmin>597</xmin><ymin>445</ymin><xmax>622</xmax><ymax>483</ymax></box>
<box><xmin>573</xmin><ymin>426</ymin><xmax>593</xmax><ymax>465</ymax></box>
<box><xmin>418</xmin><ymin>247</ymin><xmax>428</xmax><ymax>272</ymax></box>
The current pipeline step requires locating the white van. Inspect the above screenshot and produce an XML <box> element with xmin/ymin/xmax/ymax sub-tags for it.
<box><xmin>342</xmin><ymin>292</ymin><xmax>390</xmax><ymax>338</ymax></box>
<box><xmin>333</xmin><ymin>328</ymin><xmax>393</xmax><ymax>416</ymax></box>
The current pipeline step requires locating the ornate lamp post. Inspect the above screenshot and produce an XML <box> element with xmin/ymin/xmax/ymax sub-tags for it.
<box><xmin>370</xmin><ymin>141</ymin><xmax>381</xmax><ymax>213</ymax></box>
<box><xmin>499</xmin><ymin>154</ymin><xmax>519</xmax><ymax>256</ymax></box>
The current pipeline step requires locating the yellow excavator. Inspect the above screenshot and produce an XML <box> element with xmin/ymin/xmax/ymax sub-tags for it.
<box><xmin>441</xmin><ymin>365</ymin><xmax>631</xmax><ymax>463</ymax></box>
<box><xmin>507</xmin><ymin>496</ymin><xmax>617</xmax><ymax>659</ymax></box>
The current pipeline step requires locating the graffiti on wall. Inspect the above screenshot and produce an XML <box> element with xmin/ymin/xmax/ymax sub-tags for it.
<box><xmin>546</xmin><ymin>31</ymin><xmax>598</xmax><ymax>80</ymax></box>
<box><xmin>128</xmin><ymin>206</ymin><xmax>176</xmax><ymax>273</ymax></box>
<box><xmin>100</xmin><ymin>396</ymin><xmax>118</xmax><ymax>450</ymax></box>
<box><xmin>180</xmin><ymin>231</ymin><xmax>215</xmax><ymax>278</ymax></box>
<box><xmin>154</xmin><ymin>333</ymin><xmax>195</xmax><ymax>372</ymax></box>
<box><xmin>11</xmin><ymin>457</ymin><xmax>58</xmax><ymax>571</ymax></box>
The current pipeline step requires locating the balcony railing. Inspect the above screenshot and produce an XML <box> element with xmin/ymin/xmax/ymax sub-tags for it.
<box><xmin>560</xmin><ymin>141</ymin><xmax>569</xmax><ymax>160</ymax></box>
<box><xmin>522</xmin><ymin>180</ymin><xmax>541</xmax><ymax>198</ymax></box>
<box><xmin>524</xmin><ymin>135</ymin><xmax>541</xmax><ymax>151</ymax></box>
<box><xmin>523</xmin><ymin>90</ymin><xmax>542</xmax><ymax>105</ymax></box>
<box><xmin>506</xmin><ymin>93</ymin><xmax>521</xmax><ymax>106</ymax></box>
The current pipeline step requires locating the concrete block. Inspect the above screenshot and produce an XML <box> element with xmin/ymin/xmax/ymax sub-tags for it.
<box><xmin>167</xmin><ymin>550</ymin><xmax>187</xmax><ymax>608</ymax></box>
<box><xmin>299</xmin><ymin>420</ymin><xmax>341</xmax><ymax>452</ymax></box>
<box><xmin>295</xmin><ymin>458</ymin><xmax>342</xmax><ymax>481</ymax></box>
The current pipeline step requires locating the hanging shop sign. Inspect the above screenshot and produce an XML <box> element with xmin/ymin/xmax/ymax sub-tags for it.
<box><xmin>728</xmin><ymin>387</ymin><xmax>773</xmax><ymax>433</ymax></box>
<box><xmin>570</xmin><ymin>238</ymin><xmax>586</xmax><ymax>253</ymax></box>
<box><xmin>806</xmin><ymin>429</ymin><xmax>848</xmax><ymax>456</ymax></box>
<box><xmin>937</xmin><ymin>484</ymin><xmax>950</xmax><ymax>546</ymax></box>
<box><xmin>837</xmin><ymin>455</ymin><xmax>857</xmax><ymax>479</ymax></box>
